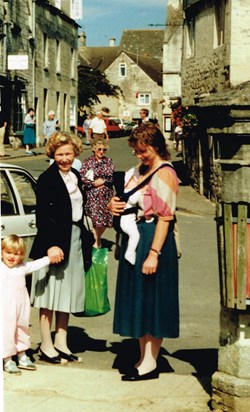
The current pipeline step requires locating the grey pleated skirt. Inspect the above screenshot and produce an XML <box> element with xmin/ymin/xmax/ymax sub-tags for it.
<box><xmin>30</xmin><ymin>223</ymin><xmax>85</xmax><ymax>313</ymax></box>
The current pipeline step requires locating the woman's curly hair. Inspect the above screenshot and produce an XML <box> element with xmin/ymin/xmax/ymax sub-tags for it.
<box><xmin>46</xmin><ymin>131</ymin><xmax>83</xmax><ymax>159</ymax></box>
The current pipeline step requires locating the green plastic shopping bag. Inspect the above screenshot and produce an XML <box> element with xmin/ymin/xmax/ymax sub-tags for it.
<box><xmin>84</xmin><ymin>247</ymin><xmax>110</xmax><ymax>316</ymax></box>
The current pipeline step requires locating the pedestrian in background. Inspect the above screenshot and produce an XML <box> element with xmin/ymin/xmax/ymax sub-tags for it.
<box><xmin>30</xmin><ymin>132</ymin><xmax>85</xmax><ymax>365</ymax></box>
<box><xmin>23</xmin><ymin>107</ymin><xmax>36</xmax><ymax>155</ymax></box>
<box><xmin>1</xmin><ymin>235</ymin><xmax>55</xmax><ymax>374</ymax></box>
<box><xmin>80</xmin><ymin>139</ymin><xmax>114</xmax><ymax>248</ymax></box>
<box><xmin>83</xmin><ymin>114</ymin><xmax>91</xmax><ymax>145</ymax></box>
<box><xmin>108</xmin><ymin>122</ymin><xmax>179</xmax><ymax>382</ymax></box>
<box><xmin>88</xmin><ymin>111</ymin><xmax>109</xmax><ymax>141</ymax></box>
<box><xmin>0</xmin><ymin>120</ymin><xmax>7</xmax><ymax>157</ymax></box>
<box><xmin>43</xmin><ymin>110</ymin><xmax>59</xmax><ymax>145</ymax></box>
<box><xmin>138</xmin><ymin>108</ymin><xmax>149</xmax><ymax>125</ymax></box>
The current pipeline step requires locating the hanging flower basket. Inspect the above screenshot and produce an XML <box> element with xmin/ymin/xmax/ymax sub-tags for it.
<box><xmin>170</xmin><ymin>101</ymin><xmax>198</xmax><ymax>137</ymax></box>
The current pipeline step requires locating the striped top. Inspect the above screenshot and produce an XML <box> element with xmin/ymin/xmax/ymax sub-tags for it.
<box><xmin>138</xmin><ymin>163</ymin><xmax>178</xmax><ymax>221</ymax></box>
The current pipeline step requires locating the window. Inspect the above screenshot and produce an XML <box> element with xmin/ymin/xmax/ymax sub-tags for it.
<box><xmin>56</xmin><ymin>91</ymin><xmax>60</xmax><ymax>119</ymax></box>
<box><xmin>44</xmin><ymin>34</ymin><xmax>49</xmax><ymax>68</ymax></box>
<box><xmin>214</xmin><ymin>0</ymin><xmax>226</xmax><ymax>47</ymax></box>
<box><xmin>138</xmin><ymin>93</ymin><xmax>150</xmax><ymax>105</ymax></box>
<box><xmin>55</xmin><ymin>0</ymin><xmax>61</xmax><ymax>9</ymax></box>
<box><xmin>119</xmin><ymin>63</ymin><xmax>126</xmax><ymax>77</ymax></box>
<box><xmin>185</xmin><ymin>17</ymin><xmax>195</xmax><ymax>58</ymax></box>
<box><xmin>56</xmin><ymin>40</ymin><xmax>61</xmax><ymax>73</ymax></box>
<box><xmin>44</xmin><ymin>34</ymin><xmax>49</xmax><ymax>69</ymax></box>
<box><xmin>69</xmin><ymin>96</ymin><xmax>76</xmax><ymax>127</ymax></box>
<box><xmin>14</xmin><ymin>92</ymin><xmax>27</xmax><ymax>132</ymax></box>
<box><xmin>0</xmin><ymin>172</ymin><xmax>17</xmax><ymax>216</ymax></box>
<box><xmin>71</xmin><ymin>48</ymin><xmax>75</xmax><ymax>79</ymax></box>
<box><xmin>11</xmin><ymin>171</ymin><xmax>36</xmax><ymax>214</ymax></box>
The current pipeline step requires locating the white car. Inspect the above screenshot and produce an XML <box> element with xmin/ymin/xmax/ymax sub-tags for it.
<box><xmin>1</xmin><ymin>163</ymin><xmax>37</xmax><ymax>256</ymax></box>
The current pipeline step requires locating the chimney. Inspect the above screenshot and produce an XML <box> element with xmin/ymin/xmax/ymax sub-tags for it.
<box><xmin>109</xmin><ymin>38</ymin><xmax>116</xmax><ymax>47</ymax></box>
<box><xmin>79</xmin><ymin>31</ymin><xmax>86</xmax><ymax>49</ymax></box>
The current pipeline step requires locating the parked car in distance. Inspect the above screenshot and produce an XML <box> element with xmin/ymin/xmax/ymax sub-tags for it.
<box><xmin>76</xmin><ymin>125</ymin><xmax>85</xmax><ymax>138</ymax></box>
<box><xmin>109</xmin><ymin>117</ymin><xmax>124</xmax><ymax>131</ymax></box>
<box><xmin>104</xmin><ymin>118</ymin><xmax>122</xmax><ymax>138</ymax></box>
<box><xmin>0</xmin><ymin>163</ymin><xmax>37</xmax><ymax>257</ymax></box>
<box><xmin>123</xmin><ymin>121</ymin><xmax>138</xmax><ymax>135</ymax></box>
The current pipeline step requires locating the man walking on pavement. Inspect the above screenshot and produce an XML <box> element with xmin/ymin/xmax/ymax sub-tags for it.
<box><xmin>89</xmin><ymin>111</ymin><xmax>109</xmax><ymax>141</ymax></box>
<box><xmin>139</xmin><ymin>108</ymin><xmax>149</xmax><ymax>125</ymax></box>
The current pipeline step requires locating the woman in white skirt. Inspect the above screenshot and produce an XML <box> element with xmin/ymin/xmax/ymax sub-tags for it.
<box><xmin>30</xmin><ymin>132</ymin><xmax>87</xmax><ymax>364</ymax></box>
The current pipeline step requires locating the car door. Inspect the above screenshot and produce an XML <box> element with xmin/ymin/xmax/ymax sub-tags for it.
<box><xmin>0</xmin><ymin>167</ymin><xmax>37</xmax><ymax>256</ymax></box>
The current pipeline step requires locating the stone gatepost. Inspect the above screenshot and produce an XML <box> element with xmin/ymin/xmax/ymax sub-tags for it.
<box><xmin>207</xmin><ymin>107</ymin><xmax>250</xmax><ymax>411</ymax></box>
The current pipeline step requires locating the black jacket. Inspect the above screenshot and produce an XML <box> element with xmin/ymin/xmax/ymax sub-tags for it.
<box><xmin>30</xmin><ymin>162</ymin><xmax>83</xmax><ymax>262</ymax></box>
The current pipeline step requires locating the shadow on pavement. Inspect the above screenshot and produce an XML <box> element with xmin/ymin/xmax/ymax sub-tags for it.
<box><xmin>170</xmin><ymin>348</ymin><xmax>218</xmax><ymax>395</ymax></box>
<box><xmin>68</xmin><ymin>326</ymin><xmax>109</xmax><ymax>353</ymax></box>
<box><xmin>110</xmin><ymin>339</ymin><xmax>174</xmax><ymax>375</ymax></box>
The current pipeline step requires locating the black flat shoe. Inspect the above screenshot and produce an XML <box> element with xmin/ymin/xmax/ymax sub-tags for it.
<box><xmin>121</xmin><ymin>367</ymin><xmax>159</xmax><ymax>382</ymax></box>
<box><xmin>39</xmin><ymin>350</ymin><xmax>64</xmax><ymax>364</ymax></box>
<box><xmin>54</xmin><ymin>348</ymin><xmax>82</xmax><ymax>363</ymax></box>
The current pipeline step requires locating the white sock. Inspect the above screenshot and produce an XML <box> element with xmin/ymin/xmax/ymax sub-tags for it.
<box><xmin>125</xmin><ymin>249</ymin><xmax>136</xmax><ymax>265</ymax></box>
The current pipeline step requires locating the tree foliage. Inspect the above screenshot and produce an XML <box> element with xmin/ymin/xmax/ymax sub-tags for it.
<box><xmin>78</xmin><ymin>65</ymin><xmax>121</xmax><ymax>109</ymax></box>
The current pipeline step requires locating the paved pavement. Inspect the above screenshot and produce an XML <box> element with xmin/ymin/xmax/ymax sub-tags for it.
<box><xmin>2</xmin><ymin>143</ymin><xmax>216</xmax><ymax>412</ymax></box>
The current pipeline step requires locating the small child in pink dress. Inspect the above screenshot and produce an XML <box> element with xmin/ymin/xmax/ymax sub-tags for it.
<box><xmin>1</xmin><ymin>235</ymin><xmax>52</xmax><ymax>374</ymax></box>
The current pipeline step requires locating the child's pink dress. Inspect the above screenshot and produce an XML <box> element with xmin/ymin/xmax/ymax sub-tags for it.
<box><xmin>1</xmin><ymin>257</ymin><xmax>49</xmax><ymax>358</ymax></box>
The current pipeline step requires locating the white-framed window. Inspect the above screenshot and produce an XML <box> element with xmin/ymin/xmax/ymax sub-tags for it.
<box><xmin>55</xmin><ymin>0</ymin><xmax>61</xmax><ymax>9</ymax></box>
<box><xmin>56</xmin><ymin>40</ymin><xmax>61</xmax><ymax>73</ymax></box>
<box><xmin>119</xmin><ymin>63</ymin><xmax>126</xmax><ymax>77</ymax></box>
<box><xmin>214</xmin><ymin>0</ymin><xmax>226</xmax><ymax>48</ymax></box>
<box><xmin>185</xmin><ymin>17</ymin><xmax>195</xmax><ymax>58</ymax></box>
<box><xmin>138</xmin><ymin>93</ymin><xmax>150</xmax><ymax>105</ymax></box>
<box><xmin>69</xmin><ymin>96</ymin><xmax>76</xmax><ymax>127</ymax></box>
<box><xmin>44</xmin><ymin>34</ymin><xmax>49</xmax><ymax>69</ymax></box>
<box><xmin>71</xmin><ymin>0</ymin><xmax>83</xmax><ymax>20</ymax></box>
<box><xmin>56</xmin><ymin>91</ymin><xmax>60</xmax><ymax>120</ymax></box>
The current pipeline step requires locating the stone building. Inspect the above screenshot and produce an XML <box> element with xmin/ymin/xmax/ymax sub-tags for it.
<box><xmin>178</xmin><ymin>2</ymin><xmax>250</xmax><ymax>411</ymax></box>
<box><xmin>0</xmin><ymin>0</ymin><xmax>79</xmax><ymax>144</ymax></box>
<box><xmin>78</xmin><ymin>30</ymin><xmax>164</xmax><ymax>126</ymax></box>
<box><xmin>180</xmin><ymin>0</ymin><xmax>250</xmax><ymax>201</ymax></box>
<box><xmin>162</xmin><ymin>0</ymin><xmax>183</xmax><ymax>136</ymax></box>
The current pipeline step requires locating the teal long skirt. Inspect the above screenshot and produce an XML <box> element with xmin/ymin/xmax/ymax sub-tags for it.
<box><xmin>113</xmin><ymin>219</ymin><xmax>179</xmax><ymax>339</ymax></box>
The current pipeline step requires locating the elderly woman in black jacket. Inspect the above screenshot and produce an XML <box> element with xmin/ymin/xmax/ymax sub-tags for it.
<box><xmin>30</xmin><ymin>132</ymin><xmax>89</xmax><ymax>364</ymax></box>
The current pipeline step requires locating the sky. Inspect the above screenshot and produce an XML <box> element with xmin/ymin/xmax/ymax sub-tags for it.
<box><xmin>76</xmin><ymin>0</ymin><xmax>167</xmax><ymax>47</ymax></box>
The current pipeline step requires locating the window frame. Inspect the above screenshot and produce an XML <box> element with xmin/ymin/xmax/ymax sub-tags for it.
<box><xmin>138</xmin><ymin>93</ymin><xmax>151</xmax><ymax>106</ymax></box>
<box><xmin>119</xmin><ymin>62</ymin><xmax>127</xmax><ymax>78</ymax></box>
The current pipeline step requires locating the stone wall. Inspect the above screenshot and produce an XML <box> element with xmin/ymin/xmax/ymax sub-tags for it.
<box><xmin>182</xmin><ymin>47</ymin><xmax>228</xmax><ymax>107</ymax></box>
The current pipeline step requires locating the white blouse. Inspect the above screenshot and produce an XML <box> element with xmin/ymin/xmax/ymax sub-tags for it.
<box><xmin>59</xmin><ymin>170</ymin><xmax>83</xmax><ymax>222</ymax></box>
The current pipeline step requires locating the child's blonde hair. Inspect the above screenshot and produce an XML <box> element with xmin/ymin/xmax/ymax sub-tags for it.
<box><xmin>1</xmin><ymin>234</ymin><xmax>26</xmax><ymax>259</ymax></box>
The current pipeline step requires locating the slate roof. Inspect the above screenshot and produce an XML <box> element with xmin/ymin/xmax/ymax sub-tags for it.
<box><xmin>119</xmin><ymin>29</ymin><xmax>164</xmax><ymax>61</ymax></box>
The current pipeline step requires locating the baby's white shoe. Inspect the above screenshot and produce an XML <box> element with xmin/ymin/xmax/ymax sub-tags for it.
<box><xmin>125</xmin><ymin>250</ymin><xmax>136</xmax><ymax>265</ymax></box>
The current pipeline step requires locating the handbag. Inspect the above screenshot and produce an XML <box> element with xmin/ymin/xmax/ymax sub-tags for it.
<box><xmin>84</xmin><ymin>247</ymin><xmax>110</xmax><ymax>316</ymax></box>
<box><xmin>82</xmin><ymin>215</ymin><xmax>95</xmax><ymax>272</ymax></box>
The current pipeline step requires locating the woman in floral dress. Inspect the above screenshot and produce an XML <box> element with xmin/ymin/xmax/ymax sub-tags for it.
<box><xmin>80</xmin><ymin>139</ymin><xmax>114</xmax><ymax>247</ymax></box>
